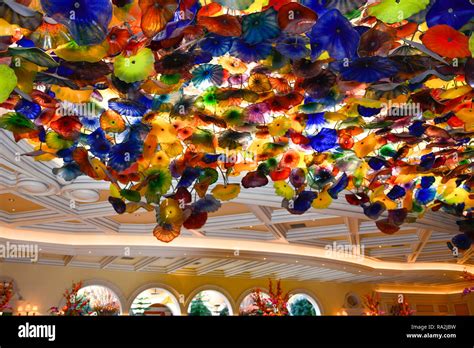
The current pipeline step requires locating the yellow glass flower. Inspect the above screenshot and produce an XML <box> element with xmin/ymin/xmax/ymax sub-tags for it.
<box><xmin>211</xmin><ymin>184</ymin><xmax>241</xmax><ymax>201</ymax></box>
<box><xmin>249</xmin><ymin>73</ymin><xmax>272</xmax><ymax>93</ymax></box>
<box><xmin>312</xmin><ymin>189</ymin><xmax>332</xmax><ymax>209</ymax></box>
<box><xmin>268</xmin><ymin>116</ymin><xmax>291</xmax><ymax>137</ymax></box>
<box><xmin>353</xmin><ymin>133</ymin><xmax>381</xmax><ymax>158</ymax></box>
<box><xmin>455</xmin><ymin>108</ymin><xmax>474</xmax><ymax>131</ymax></box>
<box><xmin>439</xmin><ymin>85</ymin><xmax>472</xmax><ymax>99</ymax></box>
<box><xmin>151</xmin><ymin>150</ymin><xmax>170</xmax><ymax>168</ymax></box>
<box><xmin>150</xmin><ymin>118</ymin><xmax>178</xmax><ymax>143</ymax></box>
<box><xmin>161</xmin><ymin>141</ymin><xmax>183</xmax><ymax>158</ymax></box>
<box><xmin>218</xmin><ymin>56</ymin><xmax>247</xmax><ymax>74</ymax></box>
<box><xmin>274</xmin><ymin>181</ymin><xmax>294</xmax><ymax>200</ymax></box>
<box><xmin>370</xmin><ymin>186</ymin><xmax>397</xmax><ymax>210</ymax></box>
<box><xmin>443</xmin><ymin>187</ymin><xmax>469</xmax><ymax>205</ymax></box>
<box><xmin>55</xmin><ymin>41</ymin><xmax>108</xmax><ymax>63</ymax></box>
<box><xmin>159</xmin><ymin>198</ymin><xmax>183</xmax><ymax>224</ymax></box>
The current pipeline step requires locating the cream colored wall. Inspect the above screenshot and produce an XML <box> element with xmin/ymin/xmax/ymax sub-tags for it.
<box><xmin>1</xmin><ymin>262</ymin><xmax>373</xmax><ymax>315</ymax></box>
<box><xmin>2</xmin><ymin>262</ymin><xmax>474</xmax><ymax>316</ymax></box>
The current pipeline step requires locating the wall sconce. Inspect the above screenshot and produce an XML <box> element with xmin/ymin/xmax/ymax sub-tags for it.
<box><xmin>17</xmin><ymin>303</ymin><xmax>38</xmax><ymax>316</ymax></box>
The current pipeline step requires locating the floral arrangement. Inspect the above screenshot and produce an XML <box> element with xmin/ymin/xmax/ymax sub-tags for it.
<box><xmin>389</xmin><ymin>294</ymin><xmax>415</xmax><ymax>316</ymax></box>
<box><xmin>85</xmin><ymin>286</ymin><xmax>121</xmax><ymax>315</ymax></box>
<box><xmin>0</xmin><ymin>0</ymin><xmax>473</xmax><ymax>245</ymax></box>
<box><xmin>0</xmin><ymin>281</ymin><xmax>14</xmax><ymax>312</ymax></box>
<box><xmin>241</xmin><ymin>279</ymin><xmax>289</xmax><ymax>316</ymax></box>
<box><xmin>461</xmin><ymin>270</ymin><xmax>474</xmax><ymax>295</ymax></box>
<box><xmin>58</xmin><ymin>281</ymin><xmax>93</xmax><ymax>316</ymax></box>
<box><xmin>363</xmin><ymin>291</ymin><xmax>384</xmax><ymax>316</ymax></box>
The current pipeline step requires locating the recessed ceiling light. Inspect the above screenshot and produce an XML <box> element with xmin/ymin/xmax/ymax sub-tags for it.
<box><xmin>11</xmin><ymin>208</ymin><xmax>15</xmax><ymax>212</ymax></box>
<box><xmin>8</xmin><ymin>198</ymin><xmax>14</xmax><ymax>202</ymax></box>
<box><xmin>88</xmin><ymin>251</ymin><xmax>91</xmax><ymax>254</ymax></box>
<box><xmin>263</xmin><ymin>257</ymin><xmax>266</xmax><ymax>260</ymax></box>
<box><xmin>378</xmin><ymin>245</ymin><xmax>382</xmax><ymax>248</ymax></box>
<box><xmin>379</xmin><ymin>273</ymin><xmax>382</xmax><ymax>275</ymax></box>
<box><xmin>249</xmin><ymin>226</ymin><xmax>253</xmax><ymax>228</ymax></box>
<box><xmin>295</xmin><ymin>260</ymin><xmax>299</xmax><ymax>263</ymax></box>
<box><xmin>358</xmin><ymin>270</ymin><xmax>361</xmax><ymax>273</ymax></box>
<box><xmin>322</xmin><ymin>263</ymin><xmax>325</xmax><ymax>266</ymax></box>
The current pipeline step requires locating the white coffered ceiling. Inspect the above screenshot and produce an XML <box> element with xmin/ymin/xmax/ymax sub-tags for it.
<box><xmin>1</xmin><ymin>129</ymin><xmax>472</xmax><ymax>289</ymax></box>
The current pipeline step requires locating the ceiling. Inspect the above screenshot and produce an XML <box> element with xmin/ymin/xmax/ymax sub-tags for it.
<box><xmin>1</xmin><ymin>129</ymin><xmax>472</xmax><ymax>290</ymax></box>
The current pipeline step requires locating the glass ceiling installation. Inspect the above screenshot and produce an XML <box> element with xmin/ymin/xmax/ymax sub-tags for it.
<box><xmin>0</xmin><ymin>0</ymin><xmax>473</xmax><ymax>251</ymax></box>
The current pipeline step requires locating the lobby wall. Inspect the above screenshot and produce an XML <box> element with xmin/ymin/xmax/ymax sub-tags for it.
<box><xmin>2</xmin><ymin>262</ymin><xmax>473</xmax><ymax>315</ymax></box>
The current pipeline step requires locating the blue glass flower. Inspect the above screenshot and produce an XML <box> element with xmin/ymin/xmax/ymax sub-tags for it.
<box><xmin>200</xmin><ymin>34</ymin><xmax>233</xmax><ymax>57</ymax></box>
<box><xmin>230</xmin><ymin>39</ymin><xmax>272</xmax><ymax>63</ymax></box>
<box><xmin>328</xmin><ymin>173</ymin><xmax>348</xmax><ymax>199</ymax></box>
<box><xmin>387</xmin><ymin>185</ymin><xmax>406</xmax><ymax>200</ymax></box>
<box><xmin>80</xmin><ymin>116</ymin><xmax>100</xmax><ymax>131</ymax></box>
<box><xmin>357</xmin><ymin>105</ymin><xmax>381</xmax><ymax>117</ymax></box>
<box><xmin>275</xmin><ymin>35</ymin><xmax>310</xmax><ymax>60</ymax></box>
<box><xmin>87</xmin><ymin>128</ymin><xmax>111</xmax><ymax>160</ymax></box>
<box><xmin>333</xmin><ymin>57</ymin><xmax>398</xmax><ymax>83</ymax></box>
<box><xmin>368</xmin><ymin>156</ymin><xmax>387</xmax><ymax>170</ymax></box>
<box><xmin>419</xmin><ymin>153</ymin><xmax>435</xmax><ymax>170</ymax></box>
<box><xmin>108</xmin><ymin>98</ymin><xmax>148</xmax><ymax>117</ymax></box>
<box><xmin>177</xmin><ymin>167</ymin><xmax>202</xmax><ymax>188</ymax></box>
<box><xmin>15</xmin><ymin>99</ymin><xmax>41</xmax><ymax>120</ymax></box>
<box><xmin>310</xmin><ymin>128</ymin><xmax>338</xmax><ymax>152</ymax></box>
<box><xmin>192</xmin><ymin>64</ymin><xmax>224</xmax><ymax>88</ymax></box>
<box><xmin>108</xmin><ymin>139</ymin><xmax>142</xmax><ymax>172</ymax></box>
<box><xmin>300</xmin><ymin>0</ymin><xmax>326</xmax><ymax>14</ymax></box>
<box><xmin>52</xmin><ymin>163</ymin><xmax>82</xmax><ymax>181</ymax></box>
<box><xmin>426</xmin><ymin>0</ymin><xmax>474</xmax><ymax>30</ymax></box>
<box><xmin>420</xmin><ymin>176</ymin><xmax>436</xmax><ymax>189</ymax></box>
<box><xmin>416</xmin><ymin>187</ymin><xmax>436</xmax><ymax>204</ymax></box>
<box><xmin>40</xmin><ymin>0</ymin><xmax>112</xmax><ymax>46</ymax></box>
<box><xmin>293</xmin><ymin>191</ymin><xmax>318</xmax><ymax>213</ymax></box>
<box><xmin>306</xmin><ymin>112</ymin><xmax>327</xmax><ymax>129</ymax></box>
<box><xmin>309</xmin><ymin>9</ymin><xmax>359</xmax><ymax>60</ymax></box>
<box><xmin>242</xmin><ymin>8</ymin><xmax>280</xmax><ymax>44</ymax></box>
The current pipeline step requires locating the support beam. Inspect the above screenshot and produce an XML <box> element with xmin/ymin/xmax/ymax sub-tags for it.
<box><xmin>224</xmin><ymin>261</ymin><xmax>262</xmax><ymax>277</ymax></box>
<box><xmin>407</xmin><ymin>229</ymin><xmax>432</xmax><ymax>263</ymax></box>
<box><xmin>196</xmin><ymin>259</ymin><xmax>235</xmax><ymax>275</ymax></box>
<box><xmin>100</xmin><ymin>256</ymin><xmax>118</xmax><ymax>269</ymax></box>
<box><xmin>134</xmin><ymin>257</ymin><xmax>160</xmax><ymax>271</ymax></box>
<box><xmin>457</xmin><ymin>246</ymin><xmax>474</xmax><ymax>265</ymax></box>
<box><xmin>185</xmin><ymin>229</ymin><xmax>206</xmax><ymax>237</ymax></box>
<box><xmin>345</xmin><ymin>217</ymin><xmax>360</xmax><ymax>247</ymax></box>
<box><xmin>63</xmin><ymin>255</ymin><xmax>74</xmax><ymax>266</ymax></box>
<box><xmin>166</xmin><ymin>258</ymin><xmax>199</xmax><ymax>274</ymax></box>
<box><xmin>248</xmin><ymin>205</ymin><xmax>288</xmax><ymax>242</ymax></box>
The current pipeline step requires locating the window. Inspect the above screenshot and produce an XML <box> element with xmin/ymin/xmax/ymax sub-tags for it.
<box><xmin>287</xmin><ymin>293</ymin><xmax>321</xmax><ymax>316</ymax></box>
<box><xmin>188</xmin><ymin>290</ymin><xmax>233</xmax><ymax>316</ymax></box>
<box><xmin>130</xmin><ymin>288</ymin><xmax>181</xmax><ymax>316</ymax></box>
<box><xmin>239</xmin><ymin>291</ymin><xmax>270</xmax><ymax>315</ymax></box>
<box><xmin>78</xmin><ymin>285</ymin><xmax>122</xmax><ymax>316</ymax></box>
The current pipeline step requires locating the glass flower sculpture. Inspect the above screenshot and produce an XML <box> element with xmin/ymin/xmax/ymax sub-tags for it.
<box><xmin>0</xmin><ymin>0</ymin><xmax>473</xmax><ymax>244</ymax></box>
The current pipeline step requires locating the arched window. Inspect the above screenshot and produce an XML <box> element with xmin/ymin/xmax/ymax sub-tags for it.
<box><xmin>239</xmin><ymin>291</ymin><xmax>270</xmax><ymax>315</ymax></box>
<box><xmin>187</xmin><ymin>290</ymin><xmax>233</xmax><ymax>316</ymax></box>
<box><xmin>287</xmin><ymin>293</ymin><xmax>321</xmax><ymax>316</ymax></box>
<box><xmin>130</xmin><ymin>288</ymin><xmax>181</xmax><ymax>316</ymax></box>
<box><xmin>78</xmin><ymin>285</ymin><xmax>122</xmax><ymax>316</ymax></box>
